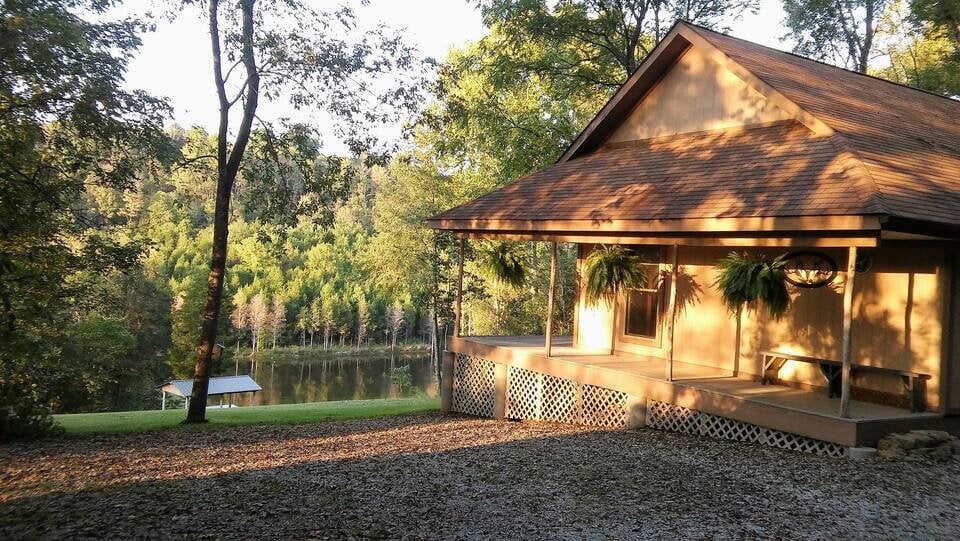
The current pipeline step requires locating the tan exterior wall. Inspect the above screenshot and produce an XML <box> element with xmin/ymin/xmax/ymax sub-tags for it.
<box><xmin>574</xmin><ymin>244</ymin><xmax>615</xmax><ymax>350</ymax></box>
<box><xmin>606</xmin><ymin>46</ymin><xmax>793</xmax><ymax>144</ymax></box>
<box><xmin>946</xmin><ymin>250</ymin><xmax>960</xmax><ymax>413</ymax></box>
<box><xmin>574</xmin><ymin>244</ymin><xmax>951</xmax><ymax>410</ymax></box>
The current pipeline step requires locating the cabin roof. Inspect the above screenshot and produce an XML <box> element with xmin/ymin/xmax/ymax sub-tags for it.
<box><xmin>161</xmin><ymin>375</ymin><xmax>262</xmax><ymax>397</ymax></box>
<box><xmin>428</xmin><ymin>22</ymin><xmax>960</xmax><ymax>238</ymax></box>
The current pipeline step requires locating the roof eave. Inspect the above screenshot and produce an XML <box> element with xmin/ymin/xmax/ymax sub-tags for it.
<box><xmin>428</xmin><ymin>215</ymin><xmax>885</xmax><ymax>234</ymax></box>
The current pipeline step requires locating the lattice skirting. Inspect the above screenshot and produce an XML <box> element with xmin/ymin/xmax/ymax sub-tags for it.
<box><xmin>646</xmin><ymin>400</ymin><xmax>847</xmax><ymax>458</ymax></box>
<box><xmin>451</xmin><ymin>353</ymin><xmax>495</xmax><ymax>417</ymax></box>
<box><xmin>506</xmin><ymin>365</ymin><xmax>630</xmax><ymax>428</ymax></box>
<box><xmin>449</xmin><ymin>354</ymin><xmax>631</xmax><ymax>428</ymax></box>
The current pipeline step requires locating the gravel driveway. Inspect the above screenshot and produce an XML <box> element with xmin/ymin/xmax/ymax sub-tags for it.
<box><xmin>1</xmin><ymin>412</ymin><xmax>958</xmax><ymax>539</ymax></box>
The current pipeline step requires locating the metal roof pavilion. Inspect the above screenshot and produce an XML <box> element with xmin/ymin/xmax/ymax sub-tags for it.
<box><xmin>161</xmin><ymin>375</ymin><xmax>262</xmax><ymax>397</ymax></box>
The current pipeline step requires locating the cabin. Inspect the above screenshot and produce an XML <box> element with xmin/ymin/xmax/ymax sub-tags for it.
<box><xmin>427</xmin><ymin>22</ymin><xmax>960</xmax><ymax>456</ymax></box>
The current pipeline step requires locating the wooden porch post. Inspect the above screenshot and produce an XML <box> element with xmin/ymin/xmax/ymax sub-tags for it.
<box><xmin>839</xmin><ymin>246</ymin><xmax>858</xmax><ymax>418</ymax></box>
<box><xmin>454</xmin><ymin>237</ymin><xmax>465</xmax><ymax>338</ymax></box>
<box><xmin>545</xmin><ymin>242</ymin><xmax>558</xmax><ymax>357</ymax></box>
<box><xmin>665</xmin><ymin>245</ymin><xmax>679</xmax><ymax>382</ymax></box>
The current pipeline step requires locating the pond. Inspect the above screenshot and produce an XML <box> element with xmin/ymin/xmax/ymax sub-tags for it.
<box><xmin>220</xmin><ymin>349</ymin><xmax>438</xmax><ymax>406</ymax></box>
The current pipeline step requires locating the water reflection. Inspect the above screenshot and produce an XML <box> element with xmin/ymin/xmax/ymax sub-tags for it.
<box><xmin>221</xmin><ymin>351</ymin><xmax>438</xmax><ymax>406</ymax></box>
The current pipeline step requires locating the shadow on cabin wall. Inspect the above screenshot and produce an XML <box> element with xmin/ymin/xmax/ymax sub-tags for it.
<box><xmin>573</xmin><ymin>242</ymin><xmax>947</xmax><ymax>411</ymax></box>
<box><xmin>734</xmin><ymin>246</ymin><xmax>944</xmax><ymax>411</ymax></box>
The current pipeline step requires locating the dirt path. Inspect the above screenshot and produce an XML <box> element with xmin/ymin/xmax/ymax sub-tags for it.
<box><xmin>1</xmin><ymin>413</ymin><xmax>958</xmax><ymax>539</ymax></box>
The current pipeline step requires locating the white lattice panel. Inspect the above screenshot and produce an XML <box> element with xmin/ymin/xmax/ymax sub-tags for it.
<box><xmin>763</xmin><ymin>430</ymin><xmax>847</xmax><ymax>457</ymax></box>
<box><xmin>646</xmin><ymin>400</ymin><xmax>847</xmax><ymax>458</ymax></box>
<box><xmin>646</xmin><ymin>400</ymin><xmax>701</xmax><ymax>434</ymax></box>
<box><xmin>506</xmin><ymin>366</ymin><xmax>543</xmax><ymax>420</ymax></box>
<box><xmin>506</xmin><ymin>366</ymin><xmax>629</xmax><ymax>428</ymax></box>
<box><xmin>451</xmin><ymin>354</ymin><xmax>495</xmax><ymax>417</ymax></box>
<box><xmin>542</xmin><ymin>376</ymin><xmax>579</xmax><ymax>424</ymax></box>
<box><xmin>580</xmin><ymin>385</ymin><xmax>629</xmax><ymax>428</ymax></box>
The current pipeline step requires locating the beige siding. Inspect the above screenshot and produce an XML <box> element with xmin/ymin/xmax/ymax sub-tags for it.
<box><xmin>606</xmin><ymin>46</ymin><xmax>793</xmax><ymax>144</ymax></box>
<box><xmin>947</xmin><ymin>251</ymin><xmax>960</xmax><ymax>412</ymax></box>
<box><xmin>574</xmin><ymin>244</ymin><xmax>949</xmax><ymax>410</ymax></box>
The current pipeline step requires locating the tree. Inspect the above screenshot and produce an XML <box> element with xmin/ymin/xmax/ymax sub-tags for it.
<box><xmin>911</xmin><ymin>0</ymin><xmax>960</xmax><ymax>47</ymax></box>
<box><xmin>295</xmin><ymin>305</ymin><xmax>309</xmax><ymax>347</ymax></box>
<box><xmin>387</xmin><ymin>300</ymin><xmax>405</xmax><ymax>350</ymax></box>
<box><xmin>246</xmin><ymin>293</ymin><xmax>269</xmax><ymax>354</ymax></box>
<box><xmin>310</xmin><ymin>297</ymin><xmax>322</xmax><ymax>348</ymax></box>
<box><xmin>183</xmin><ymin>0</ymin><xmax>426</xmax><ymax>422</ymax></box>
<box><xmin>0</xmin><ymin>0</ymin><xmax>171</xmax><ymax>437</ymax></box>
<box><xmin>230</xmin><ymin>290</ymin><xmax>249</xmax><ymax>354</ymax></box>
<box><xmin>319</xmin><ymin>285</ymin><xmax>336</xmax><ymax>349</ymax></box>
<box><xmin>355</xmin><ymin>287</ymin><xmax>369</xmax><ymax>351</ymax></box>
<box><xmin>269</xmin><ymin>296</ymin><xmax>285</xmax><ymax>349</ymax></box>
<box><xmin>875</xmin><ymin>0</ymin><xmax>960</xmax><ymax>95</ymax></box>
<box><xmin>477</xmin><ymin>0</ymin><xmax>759</xmax><ymax>84</ymax></box>
<box><xmin>782</xmin><ymin>0</ymin><xmax>892</xmax><ymax>72</ymax></box>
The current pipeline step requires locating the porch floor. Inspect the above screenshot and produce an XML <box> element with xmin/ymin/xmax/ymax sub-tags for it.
<box><xmin>449</xmin><ymin>334</ymin><xmax>959</xmax><ymax>447</ymax></box>
<box><xmin>466</xmin><ymin>335</ymin><xmax>922</xmax><ymax>421</ymax></box>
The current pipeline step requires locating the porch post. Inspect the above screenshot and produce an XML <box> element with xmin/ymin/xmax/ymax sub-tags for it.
<box><xmin>454</xmin><ymin>237</ymin><xmax>465</xmax><ymax>338</ymax></box>
<box><xmin>665</xmin><ymin>244</ymin><xmax>680</xmax><ymax>382</ymax></box>
<box><xmin>839</xmin><ymin>246</ymin><xmax>858</xmax><ymax>418</ymax></box>
<box><xmin>545</xmin><ymin>242</ymin><xmax>558</xmax><ymax>357</ymax></box>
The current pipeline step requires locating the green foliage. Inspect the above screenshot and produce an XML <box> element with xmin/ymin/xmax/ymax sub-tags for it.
<box><xmin>783</xmin><ymin>0</ymin><xmax>890</xmax><ymax>72</ymax></box>
<box><xmin>477</xmin><ymin>242</ymin><xmax>526</xmax><ymax>287</ymax></box>
<box><xmin>0</xmin><ymin>0</ymin><xmax>173</xmax><ymax>439</ymax></box>
<box><xmin>0</xmin><ymin>335</ymin><xmax>62</xmax><ymax>441</ymax></box>
<box><xmin>582</xmin><ymin>245</ymin><xmax>649</xmax><ymax>305</ymax></box>
<box><xmin>389</xmin><ymin>365</ymin><xmax>413</xmax><ymax>395</ymax></box>
<box><xmin>713</xmin><ymin>252</ymin><xmax>791</xmax><ymax>319</ymax></box>
<box><xmin>477</xmin><ymin>0</ymin><xmax>759</xmax><ymax>82</ymax></box>
<box><xmin>910</xmin><ymin>0</ymin><xmax>960</xmax><ymax>45</ymax></box>
<box><xmin>881</xmin><ymin>0</ymin><xmax>960</xmax><ymax>96</ymax></box>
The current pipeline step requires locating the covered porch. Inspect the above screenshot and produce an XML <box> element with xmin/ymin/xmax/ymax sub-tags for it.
<box><xmin>447</xmin><ymin>334</ymin><xmax>947</xmax><ymax>448</ymax></box>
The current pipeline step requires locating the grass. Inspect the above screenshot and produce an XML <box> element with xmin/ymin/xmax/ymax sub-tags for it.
<box><xmin>53</xmin><ymin>396</ymin><xmax>440</xmax><ymax>436</ymax></box>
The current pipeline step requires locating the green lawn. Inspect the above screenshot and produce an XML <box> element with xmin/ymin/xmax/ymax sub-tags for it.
<box><xmin>54</xmin><ymin>397</ymin><xmax>440</xmax><ymax>436</ymax></box>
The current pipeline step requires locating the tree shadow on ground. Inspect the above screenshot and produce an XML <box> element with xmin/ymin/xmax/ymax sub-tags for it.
<box><xmin>1</xmin><ymin>413</ymin><xmax>958</xmax><ymax>540</ymax></box>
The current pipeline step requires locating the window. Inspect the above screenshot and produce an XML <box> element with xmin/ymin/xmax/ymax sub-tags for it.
<box><xmin>623</xmin><ymin>247</ymin><xmax>663</xmax><ymax>339</ymax></box>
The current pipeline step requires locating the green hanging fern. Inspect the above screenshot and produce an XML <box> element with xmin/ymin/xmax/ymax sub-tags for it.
<box><xmin>478</xmin><ymin>242</ymin><xmax>525</xmax><ymax>287</ymax></box>
<box><xmin>582</xmin><ymin>245</ymin><xmax>649</xmax><ymax>305</ymax></box>
<box><xmin>713</xmin><ymin>252</ymin><xmax>790</xmax><ymax>319</ymax></box>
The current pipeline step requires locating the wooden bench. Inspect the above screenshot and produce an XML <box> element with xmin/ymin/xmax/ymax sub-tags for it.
<box><xmin>760</xmin><ymin>351</ymin><xmax>931</xmax><ymax>413</ymax></box>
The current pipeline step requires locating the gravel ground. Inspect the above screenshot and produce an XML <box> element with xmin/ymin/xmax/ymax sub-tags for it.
<box><xmin>2</xmin><ymin>412</ymin><xmax>959</xmax><ymax>540</ymax></box>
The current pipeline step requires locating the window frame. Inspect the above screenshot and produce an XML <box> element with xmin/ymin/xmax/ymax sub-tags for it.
<box><xmin>618</xmin><ymin>246</ymin><xmax>666</xmax><ymax>347</ymax></box>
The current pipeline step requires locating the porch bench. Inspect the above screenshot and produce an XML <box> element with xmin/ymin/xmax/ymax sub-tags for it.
<box><xmin>760</xmin><ymin>351</ymin><xmax>930</xmax><ymax>413</ymax></box>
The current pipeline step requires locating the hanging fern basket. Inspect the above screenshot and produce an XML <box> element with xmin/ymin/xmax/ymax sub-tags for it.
<box><xmin>713</xmin><ymin>252</ymin><xmax>791</xmax><ymax>319</ymax></box>
<box><xmin>582</xmin><ymin>245</ymin><xmax>649</xmax><ymax>305</ymax></box>
<box><xmin>477</xmin><ymin>241</ymin><xmax>525</xmax><ymax>288</ymax></box>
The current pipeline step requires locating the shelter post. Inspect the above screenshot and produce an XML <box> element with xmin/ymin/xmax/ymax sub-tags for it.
<box><xmin>839</xmin><ymin>246</ymin><xmax>858</xmax><ymax>418</ymax></box>
<box><xmin>665</xmin><ymin>245</ymin><xmax>680</xmax><ymax>382</ymax></box>
<box><xmin>454</xmin><ymin>237</ymin><xmax>465</xmax><ymax>338</ymax></box>
<box><xmin>161</xmin><ymin>390</ymin><xmax>166</xmax><ymax>411</ymax></box>
<box><xmin>545</xmin><ymin>242</ymin><xmax>558</xmax><ymax>357</ymax></box>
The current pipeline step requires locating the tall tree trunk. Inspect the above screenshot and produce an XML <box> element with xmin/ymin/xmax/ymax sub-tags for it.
<box><xmin>187</xmin><ymin>0</ymin><xmax>260</xmax><ymax>423</ymax></box>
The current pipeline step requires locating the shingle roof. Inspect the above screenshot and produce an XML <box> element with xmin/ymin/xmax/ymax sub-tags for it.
<box><xmin>429</xmin><ymin>22</ymin><xmax>960</xmax><ymax>235</ymax></box>
<box><xmin>433</xmin><ymin>121</ymin><xmax>877</xmax><ymax>224</ymax></box>
<box><xmin>690</xmin><ymin>25</ymin><xmax>960</xmax><ymax>229</ymax></box>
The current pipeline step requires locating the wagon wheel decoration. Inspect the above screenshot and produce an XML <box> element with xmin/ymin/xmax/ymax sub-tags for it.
<box><xmin>782</xmin><ymin>250</ymin><xmax>838</xmax><ymax>288</ymax></box>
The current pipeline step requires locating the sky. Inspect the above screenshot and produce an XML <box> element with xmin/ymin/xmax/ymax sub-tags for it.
<box><xmin>122</xmin><ymin>1</ymin><xmax>792</xmax><ymax>152</ymax></box>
